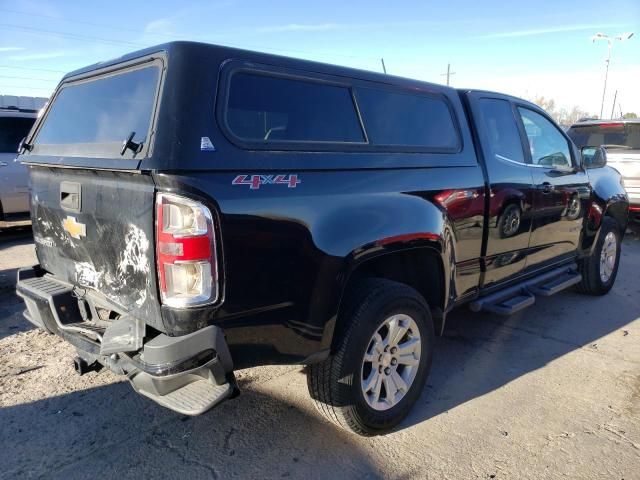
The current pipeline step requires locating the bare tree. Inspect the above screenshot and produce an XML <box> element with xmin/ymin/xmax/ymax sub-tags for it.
<box><xmin>530</xmin><ymin>96</ymin><xmax>593</xmax><ymax>126</ymax></box>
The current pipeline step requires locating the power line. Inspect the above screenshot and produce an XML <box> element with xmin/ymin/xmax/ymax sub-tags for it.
<box><xmin>0</xmin><ymin>23</ymin><xmax>146</xmax><ymax>48</ymax></box>
<box><xmin>0</xmin><ymin>65</ymin><xmax>67</xmax><ymax>74</ymax></box>
<box><xmin>0</xmin><ymin>74</ymin><xmax>59</xmax><ymax>82</ymax></box>
<box><xmin>0</xmin><ymin>12</ymin><xmax>380</xmax><ymax>62</ymax></box>
<box><xmin>0</xmin><ymin>84</ymin><xmax>53</xmax><ymax>91</ymax></box>
<box><xmin>0</xmin><ymin>7</ymin><xmax>177</xmax><ymax>39</ymax></box>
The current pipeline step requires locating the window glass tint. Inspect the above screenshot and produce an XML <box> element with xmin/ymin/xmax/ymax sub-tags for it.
<box><xmin>567</xmin><ymin>123</ymin><xmax>640</xmax><ymax>150</ymax></box>
<box><xmin>226</xmin><ymin>72</ymin><xmax>364</xmax><ymax>143</ymax></box>
<box><xmin>355</xmin><ymin>87</ymin><xmax>458</xmax><ymax>149</ymax></box>
<box><xmin>0</xmin><ymin>117</ymin><xmax>35</xmax><ymax>153</ymax></box>
<box><xmin>518</xmin><ymin>108</ymin><xmax>572</xmax><ymax>168</ymax></box>
<box><xmin>477</xmin><ymin>98</ymin><xmax>525</xmax><ymax>163</ymax></box>
<box><xmin>34</xmin><ymin>66</ymin><xmax>159</xmax><ymax>152</ymax></box>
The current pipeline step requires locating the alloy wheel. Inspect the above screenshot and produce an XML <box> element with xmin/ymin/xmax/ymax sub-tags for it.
<box><xmin>360</xmin><ymin>314</ymin><xmax>421</xmax><ymax>411</ymax></box>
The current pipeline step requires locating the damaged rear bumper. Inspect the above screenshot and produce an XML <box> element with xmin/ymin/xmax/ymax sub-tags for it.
<box><xmin>16</xmin><ymin>265</ymin><xmax>235</xmax><ymax>415</ymax></box>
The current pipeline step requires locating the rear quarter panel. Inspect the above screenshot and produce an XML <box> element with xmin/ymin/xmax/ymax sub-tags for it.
<box><xmin>154</xmin><ymin>163</ymin><xmax>485</xmax><ymax>367</ymax></box>
<box><xmin>583</xmin><ymin>165</ymin><xmax>629</xmax><ymax>251</ymax></box>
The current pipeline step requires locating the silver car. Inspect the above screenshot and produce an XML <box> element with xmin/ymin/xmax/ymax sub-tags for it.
<box><xmin>567</xmin><ymin>119</ymin><xmax>640</xmax><ymax>229</ymax></box>
<box><xmin>0</xmin><ymin>96</ymin><xmax>47</xmax><ymax>221</ymax></box>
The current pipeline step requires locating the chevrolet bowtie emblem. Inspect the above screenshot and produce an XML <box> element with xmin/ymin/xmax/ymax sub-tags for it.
<box><xmin>62</xmin><ymin>216</ymin><xmax>86</xmax><ymax>239</ymax></box>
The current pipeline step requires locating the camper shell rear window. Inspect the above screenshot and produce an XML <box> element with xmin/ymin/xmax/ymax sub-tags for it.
<box><xmin>31</xmin><ymin>60</ymin><xmax>162</xmax><ymax>159</ymax></box>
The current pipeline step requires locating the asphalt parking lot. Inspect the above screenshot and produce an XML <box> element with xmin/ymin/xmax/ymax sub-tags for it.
<box><xmin>1</xmin><ymin>227</ymin><xmax>639</xmax><ymax>480</ymax></box>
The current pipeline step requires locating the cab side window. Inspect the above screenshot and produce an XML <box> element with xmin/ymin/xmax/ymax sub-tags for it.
<box><xmin>517</xmin><ymin>108</ymin><xmax>572</xmax><ymax>168</ymax></box>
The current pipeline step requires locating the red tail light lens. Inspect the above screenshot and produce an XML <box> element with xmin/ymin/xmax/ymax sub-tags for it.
<box><xmin>156</xmin><ymin>193</ymin><xmax>218</xmax><ymax>308</ymax></box>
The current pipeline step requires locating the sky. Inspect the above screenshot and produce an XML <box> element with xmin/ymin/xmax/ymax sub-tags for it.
<box><xmin>0</xmin><ymin>0</ymin><xmax>638</xmax><ymax>117</ymax></box>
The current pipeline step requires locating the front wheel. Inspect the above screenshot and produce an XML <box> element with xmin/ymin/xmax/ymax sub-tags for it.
<box><xmin>577</xmin><ymin>217</ymin><xmax>621</xmax><ymax>295</ymax></box>
<box><xmin>307</xmin><ymin>279</ymin><xmax>434</xmax><ymax>436</ymax></box>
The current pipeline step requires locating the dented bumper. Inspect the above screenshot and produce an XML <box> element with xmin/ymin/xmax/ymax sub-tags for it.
<box><xmin>16</xmin><ymin>265</ymin><xmax>235</xmax><ymax>415</ymax></box>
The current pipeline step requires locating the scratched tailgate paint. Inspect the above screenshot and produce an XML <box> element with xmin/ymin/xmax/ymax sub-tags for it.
<box><xmin>28</xmin><ymin>166</ymin><xmax>163</xmax><ymax>331</ymax></box>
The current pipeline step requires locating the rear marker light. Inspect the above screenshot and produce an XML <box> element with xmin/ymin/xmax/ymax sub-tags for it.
<box><xmin>156</xmin><ymin>193</ymin><xmax>218</xmax><ymax>308</ymax></box>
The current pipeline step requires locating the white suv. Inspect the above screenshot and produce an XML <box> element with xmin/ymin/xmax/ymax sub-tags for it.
<box><xmin>0</xmin><ymin>96</ymin><xmax>47</xmax><ymax>222</ymax></box>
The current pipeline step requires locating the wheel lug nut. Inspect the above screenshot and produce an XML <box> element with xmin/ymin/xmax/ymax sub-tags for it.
<box><xmin>390</xmin><ymin>347</ymin><xmax>397</xmax><ymax>354</ymax></box>
<box><xmin>384</xmin><ymin>367</ymin><xmax>391</xmax><ymax>375</ymax></box>
<box><xmin>391</xmin><ymin>358</ymin><xmax>397</xmax><ymax>366</ymax></box>
<box><xmin>378</xmin><ymin>365</ymin><xmax>383</xmax><ymax>373</ymax></box>
<box><xmin>378</xmin><ymin>354</ymin><xmax>383</xmax><ymax>362</ymax></box>
<box><xmin>384</xmin><ymin>345</ymin><xmax>390</xmax><ymax>352</ymax></box>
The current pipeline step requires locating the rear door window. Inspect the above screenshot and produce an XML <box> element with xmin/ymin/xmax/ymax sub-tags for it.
<box><xmin>476</xmin><ymin>98</ymin><xmax>526</xmax><ymax>164</ymax></box>
<box><xmin>0</xmin><ymin>117</ymin><xmax>35</xmax><ymax>153</ymax></box>
<box><xmin>225</xmin><ymin>72</ymin><xmax>365</xmax><ymax>144</ymax></box>
<box><xmin>32</xmin><ymin>64</ymin><xmax>161</xmax><ymax>158</ymax></box>
<box><xmin>355</xmin><ymin>87</ymin><xmax>459</xmax><ymax>150</ymax></box>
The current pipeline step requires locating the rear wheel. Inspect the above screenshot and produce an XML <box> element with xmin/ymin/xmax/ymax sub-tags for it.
<box><xmin>307</xmin><ymin>278</ymin><xmax>434</xmax><ymax>436</ymax></box>
<box><xmin>577</xmin><ymin>217</ymin><xmax>621</xmax><ymax>295</ymax></box>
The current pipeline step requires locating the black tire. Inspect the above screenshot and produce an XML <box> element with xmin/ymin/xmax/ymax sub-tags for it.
<box><xmin>307</xmin><ymin>278</ymin><xmax>434</xmax><ymax>436</ymax></box>
<box><xmin>577</xmin><ymin>217</ymin><xmax>621</xmax><ymax>295</ymax></box>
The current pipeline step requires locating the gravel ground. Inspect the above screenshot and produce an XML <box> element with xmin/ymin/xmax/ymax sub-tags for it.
<box><xmin>1</xmin><ymin>227</ymin><xmax>639</xmax><ymax>479</ymax></box>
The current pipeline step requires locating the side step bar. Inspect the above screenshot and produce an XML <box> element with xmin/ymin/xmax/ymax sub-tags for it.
<box><xmin>470</xmin><ymin>265</ymin><xmax>581</xmax><ymax>316</ymax></box>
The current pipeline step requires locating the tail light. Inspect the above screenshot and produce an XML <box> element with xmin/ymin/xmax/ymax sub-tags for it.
<box><xmin>156</xmin><ymin>193</ymin><xmax>218</xmax><ymax>308</ymax></box>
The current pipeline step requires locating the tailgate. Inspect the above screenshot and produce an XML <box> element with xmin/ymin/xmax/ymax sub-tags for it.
<box><xmin>29</xmin><ymin>166</ymin><xmax>163</xmax><ymax>330</ymax></box>
<box><xmin>17</xmin><ymin>55</ymin><xmax>166</xmax><ymax>330</ymax></box>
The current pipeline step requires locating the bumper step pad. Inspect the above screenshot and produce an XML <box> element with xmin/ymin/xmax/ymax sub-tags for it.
<box><xmin>147</xmin><ymin>380</ymin><xmax>232</xmax><ymax>416</ymax></box>
<box><xmin>129</xmin><ymin>356</ymin><xmax>234</xmax><ymax>416</ymax></box>
<box><xmin>471</xmin><ymin>265</ymin><xmax>581</xmax><ymax>316</ymax></box>
<box><xmin>17</xmin><ymin>274</ymin><xmax>106</xmax><ymax>339</ymax></box>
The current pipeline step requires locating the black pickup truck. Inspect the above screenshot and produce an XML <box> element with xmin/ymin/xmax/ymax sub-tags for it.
<box><xmin>16</xmin><ymin>42</ymin><xmax>628</xmax><ymax>436</ymax></box>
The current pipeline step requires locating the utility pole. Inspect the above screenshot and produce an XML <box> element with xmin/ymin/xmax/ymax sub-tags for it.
<box><xmin>381</xmin><ymin>58</ymin><xmax>387</xmax><ymax>74</ymax></box>
<box><xmin>610</xmin><ymin>90</ymin><xmax>617</xmax><ymax>119</ymax></box>
<box><xmin>440</xmin><ymin>63</ymin><xmax>456</xmax><ymax>86</ymax></box>
<box><xmin>592</xmin><ymin>32</ymin><xmax>634</xmax><ymax>119</ymax></box>
<box><xmin>600</xmin><ymin>42</ymin><xmax>611</xmax><ymax>119</ymax></box>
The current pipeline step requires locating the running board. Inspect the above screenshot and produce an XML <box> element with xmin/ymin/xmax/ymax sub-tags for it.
<box><xmin>527</xmin><ymin>270</ymin><xmax>582</xmax><ymax>296</ymax></box>
<box><xmin>470</xmin><ymin>265</ymin><xmax>581</xmax><ymax>316</ymax></box>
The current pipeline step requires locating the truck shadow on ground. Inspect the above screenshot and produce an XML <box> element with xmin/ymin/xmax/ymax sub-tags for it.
<box><xmin>0</xmin><ymin>376</ymin><xmax>385</xmax><ymax>479</ymax></box>
<box><xmin>1</xmin><ymin>236</ymin><xmax>638</xmax><ymax>479</ymax></box>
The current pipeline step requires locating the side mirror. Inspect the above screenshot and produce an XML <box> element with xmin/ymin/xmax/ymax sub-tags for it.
<box><xmin>581</xmin><ymin>146</ymin><xmax>607</xmax><ymax>169</ymax></box>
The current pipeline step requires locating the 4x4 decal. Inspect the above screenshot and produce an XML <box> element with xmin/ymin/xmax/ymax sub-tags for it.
<box><xmin>232</xmin><ymin>174</ymin><xmax>301</xmax><ymax>190</ymax></box>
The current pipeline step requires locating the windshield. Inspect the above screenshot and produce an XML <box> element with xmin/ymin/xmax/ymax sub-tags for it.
<box><xmin>567</xmin><ymin>123</ymin><xmax>640</xmax><ymax>151</ymax></box>
<box><xmin>0</xmin><ymin>117</ymin><xmax>35</xmax><ymax>153</ymax></box>
<box><xmin>32</xmin><ymin>64</ymin><xmax>160</xmax><ymax>158</ymax></box>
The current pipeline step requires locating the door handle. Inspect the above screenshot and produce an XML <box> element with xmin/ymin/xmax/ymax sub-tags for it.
<box><xmin>0</xmin><ymin>162</ymin><xmax>8</xmax><ymax>167</ymax></box>
<box><xmin>540</xmin><ymin>182</ymin><xmax>554</xmax><ymax>194</ymax></box>
<box><xmin>60</xmin><ymin>181</ymin><xmax>81</xmax><ymax>211</ymax></box>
